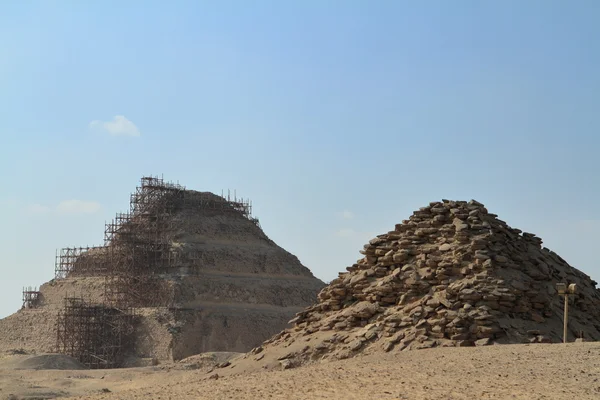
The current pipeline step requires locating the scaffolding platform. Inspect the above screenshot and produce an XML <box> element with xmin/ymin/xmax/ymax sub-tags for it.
<box><xmin>51</xmin><ymin>175</ymin><xmax>259</xmax><ymax>367</ymax></box>
<box><xmin>55</xmin><ymin>297</ymin><xmax>136</xmax><ymax>369</ymax></box>
<box><xmin>22</xmin><ymin>286</ymin><xmax>41</xmax><ymax>309</ymax></box>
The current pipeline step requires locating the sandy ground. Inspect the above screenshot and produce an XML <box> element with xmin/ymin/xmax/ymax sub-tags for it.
<box><xmin>1</xmin><ymin>343</ymin><xmax>600</xmax><ymax>400</ymax></box>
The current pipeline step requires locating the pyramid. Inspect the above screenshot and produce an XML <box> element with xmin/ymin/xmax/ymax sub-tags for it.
<box><xmin>0</xmin><ymin>177</ymin><xmax>325</xmax><ymax>366</ymax></box>
<box><xmin>249</xmin><ymin>200</ymin><xmax>600</xmax><ymax>366</ymax></box>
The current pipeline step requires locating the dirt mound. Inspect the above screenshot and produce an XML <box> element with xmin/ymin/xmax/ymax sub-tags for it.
<box><xmin>244</xmin><ymin>200</ymin><xmax>600</xmax><ymax>367</ymax></box>
<box><xmin>15</xmin><ymin>354</ymin><xmax>87</xmax><ymax>370</ymax></box>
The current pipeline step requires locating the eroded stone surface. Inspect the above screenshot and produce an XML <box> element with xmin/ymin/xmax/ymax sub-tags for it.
<box><xmin>261</xmin><ymin>199</ymin><xmax>600</xmax><ymax>364</ymax></box>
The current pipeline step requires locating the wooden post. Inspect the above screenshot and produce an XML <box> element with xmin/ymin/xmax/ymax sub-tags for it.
<box><xmin>563</xmin><ymin>293</ymin><xmax>569</xmax><ymax>343</ymax></box>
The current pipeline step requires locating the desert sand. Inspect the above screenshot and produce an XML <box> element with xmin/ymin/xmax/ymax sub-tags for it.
<box><xmin>2</xmin><ymin>342</ymin><xmax>600</xmax><ymax>400</ymax></box>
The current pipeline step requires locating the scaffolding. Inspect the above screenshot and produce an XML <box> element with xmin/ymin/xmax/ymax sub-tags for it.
<box><xmin>55</xmin><ymin>176</ymin><xmax>258</xmax><ymax>280</ymax></box>
<box><xmin>55</xmin><ymin>297</ymin><xmax>136</xmax><ymax>369</ymax></box>
<box><xmin>22</xmin><ymin>286</ymin><xmax>41</xmax><ymax>309</ymax></box>
<box><xmin>103</xmin><ymin>176</ymin><xmax>181</xmax><ymax>308</ymax></box>
<box><xmin>51</xmin><ymin>175</ymin><xmax>260</xmax><ymax>367</ymax></box>
<box><xmin>103</xmin><ymin>242</ymin><xmax>175</xmax><ymax>308</ymax></box>
<box><xmin>130</xmin><ymin>175</ymin><xmax>185</xmax><ymax>215</ymax></box>
<box><xmin>131</xmin><ymin>176</ymin><xmax>255</xmax><ymax>219</ymax></box>
<box><xmin>55</xmin><ymin>246</ymin><xmax>108</xmax><ymax>279</ymax></box>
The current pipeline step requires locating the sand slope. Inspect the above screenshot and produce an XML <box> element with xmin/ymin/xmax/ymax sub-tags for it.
<box><xmin>1</xmin><ymin>343</ymin><xmax>600</xmax><ymax>400</ymax></box>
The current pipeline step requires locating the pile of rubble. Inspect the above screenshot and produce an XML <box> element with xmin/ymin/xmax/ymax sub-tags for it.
<box><xmin>256</xmin><ymin>200</ymin><xmax>600</xmax><ymax>364</ymax></box>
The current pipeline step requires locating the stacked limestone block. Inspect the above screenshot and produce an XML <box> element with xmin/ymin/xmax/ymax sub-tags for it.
<box><xmin>259</xmin><ymin>200</ymin><xmax>600</xmax><ymax>363</ymax></box>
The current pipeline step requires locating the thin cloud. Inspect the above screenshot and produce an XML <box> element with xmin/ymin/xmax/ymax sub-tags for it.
<box><xmin>27</xmin><ymin>204</ymin><xmax>51</xmax><ymax>214</ymax></box>
<box><xmin>337</xmin><ymin>210</ymin><xmax>355</xmax><ymax>220</ymax></box>
<box><xmin>26</xmin><ymin>200</ymin><xmax>102</xmax><ymax>215</ymax></box>
<box><xmin>336</xmin><ymin>228</ymin><xmax>356</xmax><ymax>238</ymax></box>
<box><xmin>90</xmin><ymin>115</ymin><xmax>140</xmax><ymax>137</ymax></box>
<box><xmin>57</xmin><ymin>200</ymin><xmax>102</xmax><ymax>214</ymax></box>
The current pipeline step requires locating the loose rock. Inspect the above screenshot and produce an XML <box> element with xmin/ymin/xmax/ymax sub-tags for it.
<box><xmin>255</xmin><ymin>199</ymin><xmax>600</xmax><ymax>363</ymax></box>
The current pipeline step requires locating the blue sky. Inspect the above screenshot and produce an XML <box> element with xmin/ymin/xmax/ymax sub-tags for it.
<box><xmin>1</xmin><ymin>1</ymin><xmax>599</xmax><ymax>318</ymax></box>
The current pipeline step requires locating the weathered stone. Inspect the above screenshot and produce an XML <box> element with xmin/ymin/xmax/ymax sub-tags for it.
<box><xmin>382</xmin><ymin>341</ymin><xmax>394</xmax><ymax>352</ymax></box>
<box><xmin>537</xmin><ymin>335</ymin><xmax>553</xmax><ymax>343</ymax></box>
<box><xmin>459</xmin><ymin>289</ymin><xmax>482</xmax><ymax>301</ymax></box>
<box><xmin>414</xmin><ymin>340</ymin><xmax>436</xmax><ymax>349</ymax></box>
<box><xmin>343</xmin><ymin>301</ymin><xmax>380</xmax><ymax>319</ymax></box>
<box><xmin>365</xmin><ymin>329</ymin><xmax>379</xmax><ymax>340</ymax></box>
<box><xmin>349</xmin><ymin>340</ymin><xmax>363</xmax><ymax>351</ymax></box>
<box><xmin>475</xmin><ymin>338</ymin><xmax>492</xmax><ymax>346</ymax></box>
<box><xmin>280</xmin><ymin>359</ymin><xmax>296</xmax><ymax>370</ymax></box>
<box><xmin>450</xmin><ymin>333</ymin><xmax>471</xmax><ymax>340</ymax></box>
<box><xmin>530</xmin><ymin>312</ymin><xmax>545</xmax><ymax>323</ymax></box>
<box><xmin>439</xmin><ymin>243</ymin><xmax>453</xmax><ymax>252</ymax></box>
<box><xmin>350</xmin><ymin>272</ymin><xmax>368</xmax><ymax>285</ymax></box>
<box><xmin>389</xmin><ymin>331</ymin><xmax>405</xmax><ymax>343</ymax></box>
<box><xmin>334</xmin><ymin>321</ymin><xmax>348</xmax><ymax>330</ymax></box>
<box><xmin>257</xmin><ymin>199</ymin><xmax>600</xmax><ymax>363</ymax></box>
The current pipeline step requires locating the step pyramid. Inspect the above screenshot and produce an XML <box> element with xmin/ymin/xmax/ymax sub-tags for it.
<box><xmin>255</xmin><ymin>200</ymin><xmax>600</xmax><ymax>365</ymax></box>
<box><xmin>0</xmin><ymin>177</ymin><xmax>325</xmax><ymax>366</ymax></box>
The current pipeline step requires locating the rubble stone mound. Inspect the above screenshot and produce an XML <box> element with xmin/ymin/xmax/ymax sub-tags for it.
<box><xmin>258</xmin><ymin>200</ymin><xmax>600</xmax><ymax>364</ymax></box>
